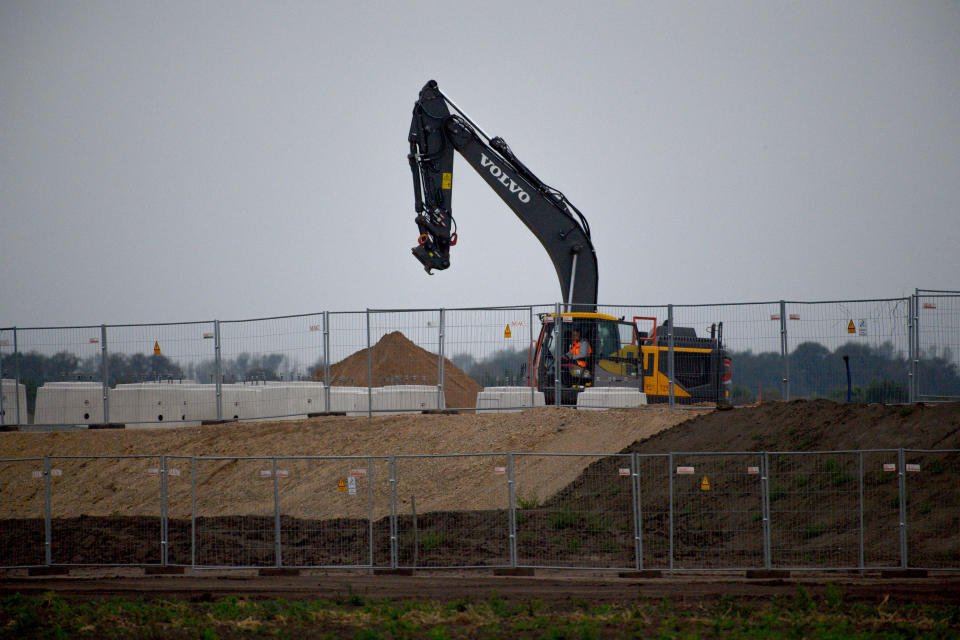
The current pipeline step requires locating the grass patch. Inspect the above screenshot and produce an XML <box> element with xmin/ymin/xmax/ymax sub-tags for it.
<box><xmin>0</xmin><ymin>589</ymin><xmax>958</xmax><ymax>639</ymax></box>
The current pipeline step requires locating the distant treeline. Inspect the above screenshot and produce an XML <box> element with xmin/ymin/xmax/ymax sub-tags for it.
<box><xmin>729</xmin><ymin>341</ymin><xmax>960</xmax><ymax>404</ymax></box>
<box><xmin>0</xmin><ymin>351</ymin><xmax>319</xmax><ymax>414</ymax></box>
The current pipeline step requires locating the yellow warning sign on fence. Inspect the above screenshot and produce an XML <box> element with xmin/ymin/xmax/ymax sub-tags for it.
<box><xmin>153</xmin><ymin>341</ymin><xmax>161</xmax><ymax>355</ymax></box>
<box><xmin>504</xmin><ymin>325</ymin><xmax>512</xmax><ymax>338</ymax></box>
<box><xmin>337</xmin><ymin>477</ymin><xmax>346</xmax><ymax>493</ymax></box>
<box><xmin>847</xmin><ymin>320</ymin><xmax>856</xmax><ymax>334</ymax></box>
<box><xmin>700</xmin><ymin>476</ymin><xmax>711</xmax><ymax>491</ymax></box>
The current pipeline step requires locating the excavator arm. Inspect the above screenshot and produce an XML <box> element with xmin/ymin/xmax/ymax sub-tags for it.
<box><xmin>408</xmin><ymin>80</ymin><xmax>598</xmax><ymax>309</ymax></box>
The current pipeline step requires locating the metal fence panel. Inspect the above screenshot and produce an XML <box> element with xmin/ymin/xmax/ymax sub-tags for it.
<box><xmin>218</xmin><ymin>315</ymin><xmax>326</xmax><ymax>420</ymax></box>
<box><xmin>393</xmin><ymin>454</ymin><xmax>510</xmax><ymax>568</ymax></box>
<box><xmin>444</xmin><ymin>307</ymin><xmax>534</xmax><ymax>412</ymax></box>
<box><xmin>904</xmin><ymin>449</ymin><xmax>959</xmax><ymax>568</ymax></box>
<box><xmin>15</xmin><ymin>326</ymin><xmax>103</xmax><ymax>426</ymax></box>
<box><xmin>49</xmin><ymin>456</ymin><xmax>162</xmax><ymax>565</ymax></box>
<box><xmin>671</xmin><ymin>453</ymin><xmax>765</xmax><ymax>569</ymax></box>
<box><xmin>767</xmin><ymin>452</ymin><xmax>861</xmax><ymax>568</ymax></box>
<box><xmin>105</xmin><ymin>323</ymin><xmax>216</xmax><ymax>426</ymax></box>
<box><xmin>514</xmin><ymin>453</ymin><xmax>635</xmax><ymax>568</ymax></box>
<box><xmin>0</xmin><ymin>459</ymin><xmax>44</xmax><ymax>566</ymax></box>
<box><xmin>784</xmin><ymin>300</ymin><xmax>911</xmax><ymax>404</ymax></box>
<box><xmin>915</xmin><ymin>294</ymin><xmax>960</xmax><ymax>401</ymax></box>
<box><xmin>276</xmin><ymin>456</ymin><xmax>390</xmax><ymax>568</ymax></box>
<box><xmin>193</xmin><ymin>457</ymin><xmax>276</xmax><ymax>568</ymax></box>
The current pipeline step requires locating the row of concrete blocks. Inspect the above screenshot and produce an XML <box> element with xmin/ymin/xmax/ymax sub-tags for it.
<box><xmin>1</xmin><ymin>379</ymin><xmax>28</xmax><ymax>426</ymax></box>
<box><xmin>25</xmin><ymin>382</ymin><xmax>648</xmax><ymax>427</ymax></box>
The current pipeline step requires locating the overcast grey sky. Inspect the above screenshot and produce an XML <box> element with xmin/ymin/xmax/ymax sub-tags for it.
<box><xmin>2</xmin><ymin>1</ymin><xmax>958</xmax><ymax>327</ymax></box>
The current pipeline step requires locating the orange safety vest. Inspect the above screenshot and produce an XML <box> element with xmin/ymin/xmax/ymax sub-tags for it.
<box><xmin>570</xmin><ymin>340</ymin><xmax>592</xmax><ymax>368</ymax></box>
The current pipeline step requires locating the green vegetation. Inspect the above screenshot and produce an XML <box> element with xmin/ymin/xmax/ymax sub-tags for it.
<box><xmin>1</xmin><ymin>588</ymin><xmax>958</xmax><ymax>639</ymax></box>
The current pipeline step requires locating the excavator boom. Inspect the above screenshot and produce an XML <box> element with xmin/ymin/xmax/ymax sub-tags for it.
<box><xmin>408</xmin><ymin>80</ymin><xmax>598</xmax><ymax>309</ymax></box>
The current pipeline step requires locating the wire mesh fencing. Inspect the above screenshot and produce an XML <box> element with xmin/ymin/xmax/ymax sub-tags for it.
<box><xmin>0</xmin><ymin>458</ymin><xmax>44</xmax><ymax>567</ymax></box>
<box><xmin>48</xmin><ymin>455</ymin><xmax>163</xmax><ymax>565</ymax></box>
<box><xmin>670</xmin><ymin>453</ymin><xmax>766</xmax><ymax>569</ymax></box>
<box><xmin>513</xmin><ymin>453</ymin><xmax>636</xmax><ymax>569</ymax></box>
<box><xmin>392</xmin><ymin>454</ymin><xmax>511</xmax><ymax>568</ymax></box>
<box><xmin>2</xmin><ymin>448</ymin><xmax>956</xmax><ymax>571</ymax></box>
<box><xmin>1</xmin><ymin>292</ymin><xmax>958</xmax><ymax>426</ymax></box>
<box><xmin>915</xmin><ymin>294</ymin><xmax>960</xmax><ymax>401</ymax></box>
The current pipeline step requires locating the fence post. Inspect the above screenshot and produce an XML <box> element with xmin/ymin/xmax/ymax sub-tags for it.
<box><xmin>367</xmin><ymin>456</ymin><xmax>374</xmax><ymax>569</ymax></box>
<box><xmin>668</xmin><ymin>452</ymin><xmax>674</xmax><ymax>571</ymax></box>
<box><xmin>323</xmin><ymin>311</ymin><xmax>331</xmax><ymax>412</ymax></box>
<box><xmin>667</xmin><ymin>305</ymin><xmax>675</xmax><ymax>409</ymax></box>
<box><xmin>898</xmin><ymin>448</ymin><xmax>907</xmax><ymax>568</ymax></box>
<box><xmin>214</xmin><ymin>320</ymin><xmax>223</xmax><ymax>421</ymax></box>
<box><xmin>389</xmin><ymin>455</ymin><xmax>397</xmax><ymax>569</ymax></box>
<box><xmin>101</xmin><ymin>325</ymin><xmax>110</xmax><ymax>424</ymax></box>
<box><xmin>273</xmin><ymin>456</ymin><xmax>282</xmax><ymax>568</ymax></box>
<box><xmin>13</xmin><ymin>328</ymin><xmax>21</xmax><ymax>425</ymax></box>
<box><xmin>553</xmin><ymin>303</ymin><xmax>561</xmax><ymax>406</ymax></box>
<box><xmin>437</xmin><ymin>308</ymin><xmax>445</xmax><ymax>410</ymax></box>
<box><xmin>632</xmin><ymin>453</ymin><xmax>642</xmax><ymax>570</ymax></box>
<box><xmin>779</xmin><ymin>301</ymin><xmax>790</xmax><ymax>401</ymax></box>
<box><xmin>43</xmin><ymin>456</ymin><xmax>52</xmax><ymax>565</ymax></box>
<box><xmin>858</xmin><ymin>451</ymin><xmax>864</xmax><ymax>571</ymax></box>
<box><xmin>507</xmin><ymin>453</ymin><xmax>517</xmax><ymax>568</ymax></box>
<box><xmin>909</xmin><ymin>293</ymin><xmax>919</xmax><ymax>402</ymax></box>
<box><xmin>190</xmin><ymin>457</ymin><xmax>197</xmax><ymax>568</ymax></box>
<box><xmin>529</xmin><ymin>306</ymin><xmax>535</xmax><ymax>408</ymax></box>
<box><xmin>761</xmin><ymin>452</ymin><xmax>772</xmax><ymax>569</ymax></box>
<box><xmin>0</xmin><ymin>334</ymin><xmax>5</xmax><ymax>426</ymax></box>
<box><xmin>160</xmin><ymin>454</ymin><xmax>168</xmax><ymax>566</ymax></box>
<box><xmin>366</xmin><ymin>310</ymin><xmax>372</xmax><ymax>418</ymax></box>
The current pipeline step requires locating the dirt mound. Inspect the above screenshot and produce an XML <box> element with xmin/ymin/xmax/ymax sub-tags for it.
<box><xmin>328</xmin><ymin>331</ymin><xmax>481</xmax><ymax>409</ymax></box>
<box><xmin>623</xmin><ymin>399</ymin><xmax>960</xmax><ymax>454</ymax></box>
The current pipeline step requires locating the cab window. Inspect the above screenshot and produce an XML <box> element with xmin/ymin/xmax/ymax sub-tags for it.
<box><xmin>596</xmin><ymin>321</ymin><xmax>621</xmax><ymax>358</ymax></box>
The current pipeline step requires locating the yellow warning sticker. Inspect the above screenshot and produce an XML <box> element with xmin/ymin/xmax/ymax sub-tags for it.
<box><xmin>504</xmin><ymin>324</ymin><xmax>512</xmax><ymax>338</ymax></box>
<box><xmin>442</xmin><ymin>172</ymin><xmax>452</xmax><ymax>189</ymax></box>
<box><xmin>337</xmin><ymin>477</ymin><xmax>346</xmax><ymax>493</ymax></box>
<box><xmin>847</xmin><ymin>320</ymin><xmax>856</xmax><ymax>334</ymax></box>
<box><xmin>153</xmin><ymin>341</ymin><xmax>161</xmax><ymax>355</ymax></box>
<box><xmin>700</xmin><ymin>476</ymin><xmax>711</xmax><ymax>491</ymax></box>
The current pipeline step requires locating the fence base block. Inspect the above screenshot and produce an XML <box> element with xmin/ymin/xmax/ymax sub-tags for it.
<box><xmin>258</xmin><ymin>568</ymin><xmax>300</xmax><ymax>577</ymax></box>
<box><xmin>88</xmin><ymin>423</ymin><xmax>125</xmax><ymax>430</ymax></box>
<box><xmin>0</xmin><ymin>425</ymin><xmax>19</xmax><ymax>432</ymax></box>
<box><xmin>374</xmin><ymin>568</ymin><xmax>414</xmax><ymax>576</ymax></box>
<box><xmin>145</xmin><ymin>566</ymin><xmax>185</xmax><ymax>575</ymax></box>
<box><xmin>618</xmin><ymin>570</ymin><xmax>663</xmax><ymax>579</ymax></box>
<box><xmin>201</xmin><ymin>419</ymin><xmax>237</xmax><ymax>426</ymax></box>
<box><xmin>307</xmin><ymin>412</ymin><xmax>346</xmax><ymax>417</ymax></box>
<box><xmin>745</xmin><ymin>570</ymin><xmax>791</xmax><ymax>579</ymax></box>
<box><xmin>28</xmin><ymin>567</ymin><xmax>70</xmax><ymax>576</ymax></box>
<box><xmin>880</xmin><ymin>569</ymin><xmax>928</xmax><ymax>578</ymax></box>
<box><xmin>421</xmin><ymin>409</ymin><xmax>458</xmax><ymax>415</ymax></box>
<box><xmin>494</xmin><ymin>568</ymin><xmax>535</xmax><ymax>576</ymax></box>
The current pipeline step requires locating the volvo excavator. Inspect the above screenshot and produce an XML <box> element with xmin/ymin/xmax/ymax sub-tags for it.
<box><xmin>407</xmin><ymin>80</ymin><xmax>731</xmax><ymax>405</ymax></box>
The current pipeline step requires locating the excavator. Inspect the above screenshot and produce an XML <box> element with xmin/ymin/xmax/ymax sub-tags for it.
<box><xmin>407</xmin><ymin>80</ymin><xmax>731</xmax><ymax>406</ymax></box>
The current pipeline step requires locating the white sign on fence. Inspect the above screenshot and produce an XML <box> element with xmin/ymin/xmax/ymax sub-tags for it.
<box><xmin>676</xmin><ymin>466</ymin><xmax>695</xmax><ymax>475</ymax></box>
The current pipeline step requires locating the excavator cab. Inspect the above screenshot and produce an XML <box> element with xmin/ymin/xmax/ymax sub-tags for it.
<box><xmin>534</xmin><ymin>313</ymin><xmax>731</xmax><ymax>406</ymax></box>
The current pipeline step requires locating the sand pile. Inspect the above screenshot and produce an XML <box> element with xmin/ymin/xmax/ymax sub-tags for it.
<box><xmin>328</xmin><ymin>331</ymin><xmax>481</xmax><ymax>409</ymax></box>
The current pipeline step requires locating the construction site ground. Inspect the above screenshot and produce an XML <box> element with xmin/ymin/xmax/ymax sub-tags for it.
<box><xmin>2</xmin><ymin>400</ymin><xmax>959</xmax><ymax>613</ymax></box>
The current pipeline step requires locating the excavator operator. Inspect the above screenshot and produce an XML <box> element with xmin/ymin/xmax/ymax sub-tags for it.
<box><xmin>564</xmin><ymin>329</ymin><xmax>592</xmax><ymax>379</ymax></box>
